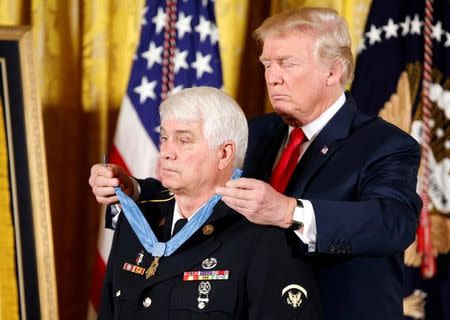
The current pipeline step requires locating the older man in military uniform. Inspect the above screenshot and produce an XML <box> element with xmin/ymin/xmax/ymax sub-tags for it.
<box><xmin>98</xmin><ymin>87</ymin><xmax>321</xmax><ymax>320</ymax></box>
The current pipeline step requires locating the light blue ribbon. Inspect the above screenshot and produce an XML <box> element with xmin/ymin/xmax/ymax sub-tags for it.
<box><xmin>115</xmin><ymin>169</ymin><xmax>242</xmax><ymax>258</ymax></box>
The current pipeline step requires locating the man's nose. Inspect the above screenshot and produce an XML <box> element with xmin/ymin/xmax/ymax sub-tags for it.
<box><xmin>265</xmin><ymin>65</ymin><xmax>283</xmax><ymax>86</ymax></box>
<box><xmin>160</xmin><ymin>144</ymin><xmax>176</xmax><ymax>159</ymax></box>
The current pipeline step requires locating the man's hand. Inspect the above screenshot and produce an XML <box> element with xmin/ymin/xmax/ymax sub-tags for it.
<box><xmin>216</xmin><ymin>178</ymin><xmax>296</xmax><ymax>228</ymax></box>
<box><xmin>89</xmin><ymin>164</ymin><xmax>134</xmax><ymax>205</ymax></box>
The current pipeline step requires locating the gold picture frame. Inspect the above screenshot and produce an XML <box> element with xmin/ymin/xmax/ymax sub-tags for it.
<box><xmin>0</xmin><ymin>26</ymin><xmax>58</xmax><ymax>319</ymax></box>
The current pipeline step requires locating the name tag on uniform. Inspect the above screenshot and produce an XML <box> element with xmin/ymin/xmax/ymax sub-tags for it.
<box><xmin>123</xmin><ymin>262</ymin><xmax>146</xmax><ymax>275</ymax></box>
<box><xmin>183</xmin><ymin>270</ymin><xmax>229</xmax><ymax>281</ymax></box>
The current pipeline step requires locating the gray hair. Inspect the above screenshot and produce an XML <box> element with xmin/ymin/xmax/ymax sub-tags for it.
<box><xmin>159</xmin><ymin>87</ymin><xmax>248</xmax><ymax>168</ymax></box>
<box><xmin>254</xmin><ymin>7</ymin><xmax>354</xmax><ymax>87</ymax></box>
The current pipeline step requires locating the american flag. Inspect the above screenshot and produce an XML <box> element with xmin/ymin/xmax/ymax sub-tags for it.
<box><xmin>88</xmin><ymin>0</ymin><xmax>223</xmax><ymax>317</ymax></box>
<box><xmin>351</xmin><ymin>1</ymin><xmax>450</xmax><ymax>318</ymax></box>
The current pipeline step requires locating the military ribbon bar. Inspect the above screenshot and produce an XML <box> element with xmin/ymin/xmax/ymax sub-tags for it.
<box><xmin>183</xmin><ymin>270</ymin><xmax>230</xmax><ymax>281</ymax></box>
<box><xmin>123</xmin><ymin>262</ymin><xmax>146</xmax><ymax>275</ymax></box>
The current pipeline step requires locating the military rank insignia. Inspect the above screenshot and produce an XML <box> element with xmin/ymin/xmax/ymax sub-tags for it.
<box><xmin>281</xmin><ymin>284</ymin><xmax>308</xmax><ymax>316</ymax></box>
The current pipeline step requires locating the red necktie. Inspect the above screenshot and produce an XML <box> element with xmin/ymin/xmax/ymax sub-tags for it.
<box><xmin>270</xmin><ymin>128</ymin><xmax>305</xmax><ymax>193</ymax></box>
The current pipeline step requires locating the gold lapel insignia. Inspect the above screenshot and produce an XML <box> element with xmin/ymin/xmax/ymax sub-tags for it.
<box><xmin>281</xmin><ymin>284</ymin><xmax>307</xmax><ymax>310</ymax></box>
<box><xmin>202</xmin><ymin>224</ymin><xmax>214</xmax><ymax>236</ymax></box>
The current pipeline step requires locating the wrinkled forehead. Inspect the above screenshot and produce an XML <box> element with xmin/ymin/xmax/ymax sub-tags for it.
<box><xmin>160</xmin><ymin>119</ymin><xmax>204</xmax><ymax>135</ymax></box>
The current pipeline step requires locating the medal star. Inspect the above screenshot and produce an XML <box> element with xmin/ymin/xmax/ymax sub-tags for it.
<box><xmin>383</xmin><ymin>19</ymin><xmax>399</xmax><ymax>39</ymax></box>
<box><xmin>152</xmin><ymin>7</ymin><xmax>167</xmax><ymax>34</ymax></box>
<box><xmin>134</xmin><ymin>76</ymin><xmax>157</xmax><ymax>104</ymax></box>
<box><xmin>444</xmin><ymin>32</ymin><xmax>450</xmax><ymax>48</ymax></box>
<box><xmin>365</xmin><ymin>24</ymin><xmax>382</xmax><ymax>45</ymax></box>
<box><xmin>191</xmin><ymin>51</ymin><xmax>213</xmax><ymax>79</ymax></box>
<box><xmin>141</xmin><ymin>6</ymin><xmax>149</xmax><ymax>25</ymax></box>
<box><xmin>174</xmin><ymin>49</ymin><xmax>189</xmax><ymax>73</ymax></box>
<box><xmin>431</xmin><ymin>21</ymin><xmax>443</xmax><ymax>42</ymax></box>
<box><xmin>410</xmin><ymin>14</ymin><xmax>422</xmax><ymax>35</ymax></box>
<box><xmin>176</xmin><ymin>12</ymin><xmax>193</xmax><ymax>39</ymax></box>
<box><xmin>141</xmin><ymin>42</ymin><xmax>163</xmax><ymax>69</ymax></box>
<box><xmin>400</xmin><ymin>16</ymin><xmax>411</xmax><ymax>36</ymax></box>
<box><xmin>195</xmin><ymin>16</ymin><xmax>212</xmax><ymax>42</ymax></box>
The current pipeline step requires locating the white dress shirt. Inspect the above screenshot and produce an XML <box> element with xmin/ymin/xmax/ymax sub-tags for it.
<box><xmin>285</xmin><ymin>92</ymin><xmax>346</xmax><ymax>251</ymax></box>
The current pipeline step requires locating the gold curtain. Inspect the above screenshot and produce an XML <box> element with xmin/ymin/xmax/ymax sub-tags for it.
<box><xmin>0</xmin><ymin>1</ymin><xmax>143</xmax><ymax>319</ymax></box>
<box><xmin>0</xmin><ymin>99</ymin><xmax>19</xmax><ymax>320</ymax></box>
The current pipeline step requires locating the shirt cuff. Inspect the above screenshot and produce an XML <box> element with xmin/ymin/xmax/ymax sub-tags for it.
<box><xmin>294</xmin><ymin>199</ymin><xmax>317</xmax><ymax>252</ymax></box>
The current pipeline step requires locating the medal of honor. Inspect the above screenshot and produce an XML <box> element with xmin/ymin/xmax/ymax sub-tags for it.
<box><xmin>115</xmin><ymin>170</ymin><xmax>243</xmax><ymax>281</ymax></box>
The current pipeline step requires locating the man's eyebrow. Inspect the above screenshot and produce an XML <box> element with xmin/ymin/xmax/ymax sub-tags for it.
<box><xmin>259</xmin><ymin>55</ymin><xmax>293</xmax><ymax>62</ymax></box>
<box><xmin>174</xmin><ymin>130</ymin><xmax>194</xmax><ymax>135</ymax></box>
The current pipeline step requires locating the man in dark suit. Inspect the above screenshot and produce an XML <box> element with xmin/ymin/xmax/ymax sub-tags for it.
<box><xmin>98</xmin><ymin>87</ymin><xmax>321</xmax><ymax>319</ymax></box>
<box><xmin>91</xmin><ymin>7</ymin><xmax>422</xmax><ymax>320</ymax></box>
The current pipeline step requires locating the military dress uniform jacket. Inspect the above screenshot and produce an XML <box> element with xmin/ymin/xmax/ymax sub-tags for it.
<box><xmin>99</xmin><ymin>199</ymin><xmax>322</xmax><ymax>320</ymax></box>
<box><xmin>243</xmin><ymin>93</ymin><xmax>422</xmax><ymax>320</ymax></box>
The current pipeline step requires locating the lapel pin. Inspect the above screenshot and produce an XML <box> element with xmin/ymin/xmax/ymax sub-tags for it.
<box><xmin>320</xmin><ymin>146</ymin><xmax>329</xmax><ymax>155</ymax></box>
<box><xmin>202</xmin><ymin>257</ymin><xmax>217</xmax><ymax>269</ymax></box>
<box><xmin>158</xmin><ymin>217</ymin><xmax>166</xmax><ymax>227</ymax></box>
<box><xmin>281</xmin><ymin>284</ymin><xmax>308</xmax><ymax>314</ymax></box>
<box><xmin>135</xmin><ymin>250</ymin><xmax>144</xmax><ymax>266</ymax></box>
<box><xmin>202</xmin><ymin>224</ymin><xmax>214</xmax><ymax>236</ymax></box>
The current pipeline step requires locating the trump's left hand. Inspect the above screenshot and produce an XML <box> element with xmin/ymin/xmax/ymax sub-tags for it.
<box><xmin>216</xmin><ymin>178</ymin><xmax>296</xmax><ymax>228</ymax></box>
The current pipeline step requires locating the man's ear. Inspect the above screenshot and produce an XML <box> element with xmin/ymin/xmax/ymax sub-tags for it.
<box><xmin>326</xmin><ymin>61</ymin><xmax>343</xmax><ymax>86</ymax></box>
<box><xmin>218</xmin><ymin>141</ymin><xmax>235</xmax><ymax>171</ymax></box>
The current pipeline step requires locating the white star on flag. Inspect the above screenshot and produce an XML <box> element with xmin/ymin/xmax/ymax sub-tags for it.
<box><xmin>357</xmin><ymin>38</ymin><xmax>366</xmax><ymax>54</ymax></box>
<box><xmin>191</xmin><ymin>51</ymin><xmax>213</xmax><ymax>78</ymax></box>
<box><xmin>210</xmin><ymin>24</ymin><xmax>219</xmax><ymax>45</ymax></box>
<box><xmin>445</xmin><ymin>32</ymin><xmax>450</xmax><ymax>48</ymax></box>
<box><xmin>410</xmin><ymin>14</ymin><xmax>422</xmax><ymax>35</ymax></box>
<box><xmin>400</xmin><ymin>16</ymin><xmax>411</xmax><ymax>36</ymax></box>
<box><xmin>366</xmin><ymin>25</ymin><xmax>382</xmax><ymax>45</ymax></box>
<box><xmin>141</xmin><ymin>42</ymin><xmax>163</xmax><ymax>69</ymax></box>
<box><xmin>133</xmin><ymin>76</ymin><xmax>157</xmax><ymax>103</ymax></box>
<box><xmin>174</xmin><ymin>49</ymin><xmax>189</xmax><ymax>73</ymax></box>
<box><xmin>432</xmin><ymin>21</ymin><xmax>443</xmax><ymax>42</ymax></box>
<box><xmin>152</xmin><ymin>7</ymin><xmax>167</xmax><ymax>34</ymax></box>
<box><xmin>383</xmin><ymin>19</ymin><xmax>399</xmax><ymax>39</ymax></box>
<box><xmin>169</xmin><ymin>85</ymin><xmax>184</xmax><ymax>96</ymax></box>
<box><xmin>141</xmin><ymin>6</ymin><xmax>149</xmax><ymax>25</ymax></box>
<box><xmin>195</xmin><ymin>16</ymin><xmax>212</xmax><ymax>42</ymax></box>
<box><xmin>176</xmin><ymin>12</ymin><xmax>193</xmax><ymax>39</ymax></box>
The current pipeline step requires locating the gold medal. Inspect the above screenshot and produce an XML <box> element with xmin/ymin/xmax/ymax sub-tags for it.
<box><xmin>146</xmin><ymin>256</ymin><xmax>160</xmax><ymax>279</ymax></box>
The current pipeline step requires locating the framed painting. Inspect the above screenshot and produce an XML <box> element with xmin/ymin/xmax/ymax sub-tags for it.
<box><xmin>0</xmin><ymin>26</ymin><xmax>58</xmax><ymax>319</ymax></box>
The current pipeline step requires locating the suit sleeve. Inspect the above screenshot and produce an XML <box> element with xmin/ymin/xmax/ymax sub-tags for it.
<box><xmin>313</xmin><ymin>131</ymin><xmax>422</xmax><ymax>256</ymax></box>
<box><xmin>246</xmin><ymin>228</ymin><xmax>322</xmax><ymax>320</ymax></box>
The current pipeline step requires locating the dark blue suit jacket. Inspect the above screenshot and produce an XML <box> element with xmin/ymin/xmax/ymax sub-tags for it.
<box><xmin>243</xmin><ymin>93</ymin><xmax>422</xmax><ymax>320</ymax></box>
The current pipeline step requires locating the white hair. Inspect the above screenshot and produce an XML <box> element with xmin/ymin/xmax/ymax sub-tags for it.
<box><xmin>159</xmin><ymin>87</ymin><xmax>248</xmax><ymax>168</ymax></box>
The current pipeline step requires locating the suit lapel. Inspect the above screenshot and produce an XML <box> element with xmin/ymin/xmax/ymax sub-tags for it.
<box><xmin>245</xmin><ymin>120</ymin><xmax>287</xmax><ymax>182</ymax></box>
<box><xmin>285</xmin><ymin>96</ymin><xmax>357</xmax><ymax>197</ymax></box>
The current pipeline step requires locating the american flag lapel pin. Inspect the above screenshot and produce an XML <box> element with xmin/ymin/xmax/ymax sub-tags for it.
<box><xmin>320</xmin><ymin>146</ymin><xmax>328</xmax><ymax>155</ymax></box>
